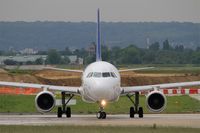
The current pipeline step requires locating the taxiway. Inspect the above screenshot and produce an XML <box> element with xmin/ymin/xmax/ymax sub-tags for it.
<box><xmin>0</xmin><ymin>114</ymin><xmax>200</xmax><ymax>128</ymax></box>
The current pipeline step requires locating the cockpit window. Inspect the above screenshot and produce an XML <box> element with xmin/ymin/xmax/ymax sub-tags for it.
<box><xmin>111</xmin><ymin>72</ymin><xmax>117</xmax><ymax>78</ymax></box>
<box><xmin>87</xmin><ymin>72</ymin><xmax>117</xmax><ymax>78</ymax></box>
<box><xmin>102</xmin><ymin>72</ymin><xmax>110</xmax><ymax>77</ymax></box>
<box><xmin>93</xmin><ymin>72</ymin><xmax>101</xmax><ymax>78</ymax></box>
<box><xmin>87</xmin><ymin>72</ymin><xmax>93</xmax><ymax>78</ymax></box>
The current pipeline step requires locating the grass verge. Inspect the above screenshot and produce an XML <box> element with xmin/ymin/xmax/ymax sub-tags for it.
<box><xmin>0</xmin><ymin>94</ymin><xmax>200</xmax><ymax>114</ymax></box>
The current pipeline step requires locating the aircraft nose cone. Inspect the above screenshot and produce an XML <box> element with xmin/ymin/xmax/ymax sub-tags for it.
<box><xmin>92</xmin><ymin>80</ymin><xmax>115</xmax><ymax>100</ymax></box>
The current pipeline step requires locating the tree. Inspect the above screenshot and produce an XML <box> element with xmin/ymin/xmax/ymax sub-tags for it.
<box><xmin>84</xmin><ymin>55</ymin><xmax>95</xmax><ymax>65</ymax></box>
<box><xmin>0</xmin><ymin>50</ymin><xmax>4</xmax><ymax>55</ymax></box>
<box><xmin>35</xmin><ymin>58</ymin><xmax>44</xmax><ymax>65</ymax></box>
<box><xmin>46</xmin><ymin>49</ymin><xmax>61</xmax><ymax>64</ymax></box>
<box><xmin>65</xmin><ymin>47</ymin><xmax>72</xmax><ymax>55</ymax></box>
<box><xmin>3</xmin><ymin>59</ymin><xmax>18</xmax><ymax>65</ymax></box>
<box><xmin>149</xmin><ymin>42</ymin><xmax>160</xmax><ymax>51</ymax></box>
<box><xmin>60</xmin><ymin>47</ymin><xmax>72</xmax><ymax>55</ymax></box>
<box><xmin>102</xmin><ymin>45</ymin><xmax>110</xmax><ymax>61</ymax></box>
<box><xmin>60</xmin><ymin>56</ymin><xmax>70</xmax><ymax>64</ymax></box>
<box><xmin>163</xmin><ymin>39</ymin><xmax>172</xmax><ymax>50</ymax></box>
<box><xmin>192</xmin><ymin>52</ymin><xmax>200</xmax><ymax>64</ymax></box>
<box><xmin>26</xmin><ymin>61</ymin><xmax>34</xmax><ymax>65</ymax></box>
<box><xmin>142</xmin><ymin>51</ymin><xmax>156</xmax><ymax>63</ymax></box>
<box><xmin>196</xmin><ymin>47</ymin><xmax>200</xmax><ymax>52</ymax></box>
<box><xmin>175</xmin><ymin>45</ymin><xmax>184</xmax><ymax>52</ymax></box>
<box><xmin>110</xmin><ymin>46</ymin><xmax>121</xmax><ymax>64</ymax></box>
<box><xmin>119</xmin><ymin>45</ymin><xmax>141</xmax><ymax>64</ymax></box>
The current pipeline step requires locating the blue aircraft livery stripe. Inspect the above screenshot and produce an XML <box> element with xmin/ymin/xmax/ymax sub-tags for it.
<box><xmin>96</xmin><ymin>8</ymin><xmax>102</xmax><ymax>61</ymax></box>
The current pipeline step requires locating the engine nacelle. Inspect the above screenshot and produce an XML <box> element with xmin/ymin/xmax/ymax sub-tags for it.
<box><xmin>146</xmin><ymin>90</ymin><xmax>167</xmax><ymax>112</ymax></box>
<box><xmin>35</xmin><ymin>91</ymin><xmax>55</xmax><ymax>113</ymax></box>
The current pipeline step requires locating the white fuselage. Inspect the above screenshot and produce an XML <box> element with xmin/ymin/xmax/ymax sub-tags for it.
<box><xmin>79</xmin><ymin>61</ymin><xmax>122</xmax><ymax>103</ymax></box>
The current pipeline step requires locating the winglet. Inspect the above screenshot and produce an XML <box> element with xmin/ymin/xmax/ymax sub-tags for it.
<box><xmin>96</xmin><ymin>8</ymin><xmax>102</xmax><ymax>61</ymax></box>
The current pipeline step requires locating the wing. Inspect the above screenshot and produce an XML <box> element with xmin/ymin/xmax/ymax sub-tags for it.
<box><xmin>119</xmin><ymin>67</ymin><xmax>154</xmax><ymax>72</ymax></box>
<box><xmin>0</xmin><ymin>81</ymin><xmax>80</xmax><ymax>94</ymax></box>
<box><xmin>43</xmin><ymin>67</ymin><xmax>83</xmax><ymax>73</ymax></box>
<box><xmin>121</xmin><ymin>81</ymin><xmax>200</xmax><ymax>94</ymax></box>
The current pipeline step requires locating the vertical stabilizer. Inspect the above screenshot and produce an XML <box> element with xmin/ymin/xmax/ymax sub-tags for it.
<box><xmin>96</xmin><ymin>8</ymin><xmax>102</xmax><ymax>61</ymax></box>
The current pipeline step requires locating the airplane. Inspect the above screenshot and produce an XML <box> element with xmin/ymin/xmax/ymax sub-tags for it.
<box><xmin>1</xmin><ymin>9</ymin><xmax>200</xmax><ymax>119</ymax></box>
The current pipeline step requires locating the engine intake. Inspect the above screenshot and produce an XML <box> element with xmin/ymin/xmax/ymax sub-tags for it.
<box><xmin>146</xmin><ymin>90</ymin><xmax>167</xmax><ymax>112</ymax></box>
<box><xmin>35</xmin><ymin>91</ymin><xmax>55</xmax><ymax>113</ymax></box>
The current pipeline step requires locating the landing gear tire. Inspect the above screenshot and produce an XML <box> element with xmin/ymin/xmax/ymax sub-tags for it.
<box><xmin>97</xmin><ymin>111</ymin><xmax>106</xmax><ymax>119</ymax></box>
<box><xmin>130</xmin><ymin>107</ymin><xmax>135</xmax><ymax>118</ymax></box>
<box><xmin>97</xmin><ymin>111</ymin><xmax>101</xmax><ymax>119</ymax></box>
<box><xmin>127</xmin><ymin>92</ymin><xmax>144</xmax><ymax>118</ymax></box>
<box><xmin>57</xmin><ymin>107</ymin><xmax>62</xmax><ymax>118</ymax></box>
<box><xmin>58</xmin><ymin>92</ymin><xmax>74</xmax><ymax>118</ymax></box>
<box><xmin>138</xmin><ymin>107</ymin><xmax>143</xmax><ymax>118</ymax></box>
<box><xmin>102</xmin><ymin>112</ymin><xmax>106</xmax><ymax>119</ymax></box>
<box><xmin>66</xmin><ymin>107</ymin><xmax>71</xmax><ymax>118</ymax></box>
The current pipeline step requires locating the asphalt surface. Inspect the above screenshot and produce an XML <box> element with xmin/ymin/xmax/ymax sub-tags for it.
<box><xmin>0</xmin><ymin>114</ymin><xmax>200</xmax><ymax>128</ymax></box>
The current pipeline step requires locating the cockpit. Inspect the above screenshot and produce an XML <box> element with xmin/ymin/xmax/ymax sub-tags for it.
<box><xmin>86</xmin><ymin>72</ymin><xmax>117</xmax><ymax>78</ymax></box>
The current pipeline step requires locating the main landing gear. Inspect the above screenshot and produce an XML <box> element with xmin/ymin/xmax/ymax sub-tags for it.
<box><xmin>57</xmin><ymin>92</ymin><xmax>74</xmax><ymax>118</ymax></box>
<box><xmin>96</xmin><ymin>100</ymin><xmax>107</xmax><ymax>119</ymax></box>
<box><xmin>127</xmin><ymin>92</ymin><xmax>143</xmax><ymax>118</ymax></box>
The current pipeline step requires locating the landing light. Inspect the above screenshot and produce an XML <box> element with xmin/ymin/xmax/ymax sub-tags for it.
<box><xmin>101</xmin><ymin>100</ymin><xmax>106</xmax><ymax>107</ymax></box>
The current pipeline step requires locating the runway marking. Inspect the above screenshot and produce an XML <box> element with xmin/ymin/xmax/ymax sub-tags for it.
<box><xmin>0</xmin><ymin>114</ymin><xmax>200</xmax><ymax>128</ymax></box>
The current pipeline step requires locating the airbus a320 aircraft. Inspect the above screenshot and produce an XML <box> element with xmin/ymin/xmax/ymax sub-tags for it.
<box><xmin>1</xmin><ymin>9</ymin><xmax>200</xmax><ymax>119</ymax></box>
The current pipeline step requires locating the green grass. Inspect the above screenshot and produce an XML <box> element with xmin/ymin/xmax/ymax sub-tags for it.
<box><xmin>138</xmin><ymin>66</ymin><xmax>200</xmax><ymax>74</ymax></box>
<box><xmin>117</xmin><ymin>64</ymin><xmax>200</xmax><ymax>74</ymax></box>
<box><xmin>0</xmin><ymin>125</ymin><xmax>200</xmax><ymax>133</ymax></box>
<box><xmin>0</xmin><ymin>95</ymin><xmax>200</xmax><ymax>114</ymax></box>
<box><xmin>7</xmin><ymin>69</ymin><xmax>34</xmax><ymax>75</ymax></box>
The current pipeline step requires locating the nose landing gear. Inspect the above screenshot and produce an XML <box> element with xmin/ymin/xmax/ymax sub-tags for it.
<box><xmin>96</xmin><ymin>101</ymin><xmax>107</xmax><ymax>119</ymax></box>
<box><xmin>97</xmin><ymin>111</ymin><xmax>106</xmax><ymax>119</ymax></box>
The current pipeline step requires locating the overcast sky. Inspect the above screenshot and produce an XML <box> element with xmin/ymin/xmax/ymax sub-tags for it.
<box><xmin>0</xmin><ymin>0</ymin><xmax>199</xmax><ymax>22</ymax></box>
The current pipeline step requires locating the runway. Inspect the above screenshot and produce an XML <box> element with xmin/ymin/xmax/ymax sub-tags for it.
<box><xmin>0</xmin><ymin>114</ymin><xmax>200</xmax><ymax>128</ymax></box>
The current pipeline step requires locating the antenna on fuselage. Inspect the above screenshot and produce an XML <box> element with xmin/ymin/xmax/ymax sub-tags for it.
<box><xmin>96</xmin><ymin>8</ymin><xmax>102</xmax><ymax>61</ymax></box>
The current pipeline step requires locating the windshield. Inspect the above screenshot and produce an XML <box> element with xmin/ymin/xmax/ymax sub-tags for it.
<box><xmin>102</xmin><ymin>72</ymin><xmax>110</xmax><ymax>77</ymax></box>
<box><xmin>86</xmin><ymin>72</ymin><xmax>117</xmax><ymax>78</ymax></box>
<box><xmin>93</xmin><ymin>72</ymin><xmax>102</xmax><ymax>78</ymax></box>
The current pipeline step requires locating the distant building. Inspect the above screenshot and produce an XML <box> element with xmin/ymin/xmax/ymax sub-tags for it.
<box><xmin>0</xmin><ymin>55</ymin><xmax>46</xmax><ymax>65</ymax></box>
<box><xmin>77</xmin><ymin>57</ymin><xmax>84</xmax><ymax>65</ymax></box>
<box><xmin>0</xmin><ymin>55</ymin><xmax>83</xmax><ymax>65</ymax></box>
<box><xmin>68</xmin><ymin>55</ymin><xmax>77</xmax><ymax>64</ymax></box>
<box><xmin>20</xmin><ymin>48</ymin><xmax>38</xmax><ymax>55</ymax></box>
<box><xmin>67</xmin><ymin>55</ymin><xmax>83</xmax><ymax>65</ymax></box>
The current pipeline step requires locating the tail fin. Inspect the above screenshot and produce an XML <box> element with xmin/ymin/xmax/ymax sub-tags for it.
<box><xmin>96</xmin><ymin>8</ymin><xmax>102</xmax><ymax>61</ymax></box>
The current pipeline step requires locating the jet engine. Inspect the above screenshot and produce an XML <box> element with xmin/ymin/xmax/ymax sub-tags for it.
<box><xmin>35</xmin><ymin>91</ymin><xmax>55</xmax><ymax>113</ymax></box>
<box><xmin>146</xmin><ymin>90</ymin><xmax>167</xmax><ymax>112</ymax></box>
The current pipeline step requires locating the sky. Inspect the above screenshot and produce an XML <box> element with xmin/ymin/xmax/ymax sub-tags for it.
<box><xmin>0</xmin><ymin>0</ymin><xmax>199</xmax><ymax>22</ymax></box>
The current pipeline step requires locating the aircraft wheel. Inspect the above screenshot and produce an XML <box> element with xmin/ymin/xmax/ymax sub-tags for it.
<box><xmin>96</xmin><ymin>111</ymin><xmax>106</xmax><ymax>119</ymax></box>
<box><xmin>66</xmin><ymin>107</ymin><xmax>71</xmax><ymax>118</ymax></box>
<box><xmin>97</xmin><ymin>111</ymin><xmax>102</xmax><ymax>119</ymax></box>
<box><xmin>101</xmin><ymin>112</ymin><xmax>106</xmax><ymax>119</ymax></box>
<box><xmin>138</xmin><ymin>107</ymin><xmax>143</xmax><ymax>118</ymax></box>
<box><xmin>57</xmin><ymin>107</ymin><xmax>62</xmax><ymax>118</ymax></box>
<box><xmin>130</xmin><ymin>107</ymin><xmax>135</xmax><ymax>118</ymax></box>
